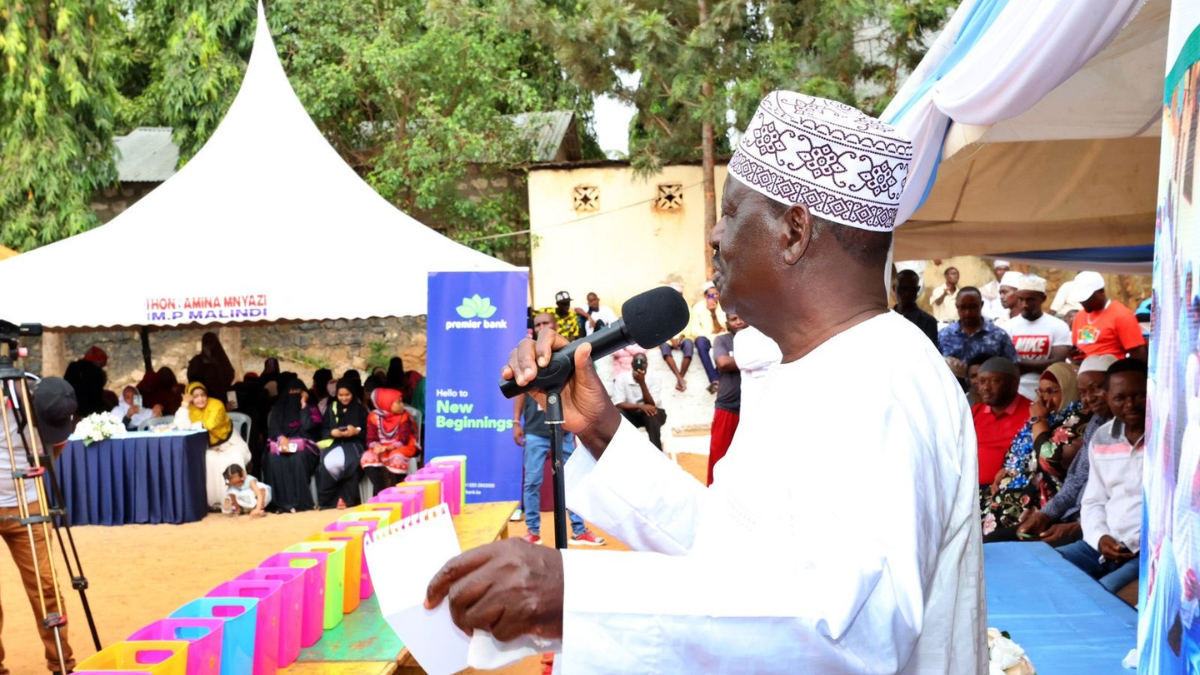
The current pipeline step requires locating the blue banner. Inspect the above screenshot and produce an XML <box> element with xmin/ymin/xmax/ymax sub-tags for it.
<box><xmin>426</xmin><ymin>271</ymin><xmax>528</xmax><ymax>503</ymax></box>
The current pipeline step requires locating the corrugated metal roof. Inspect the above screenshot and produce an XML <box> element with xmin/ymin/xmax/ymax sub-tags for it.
<box><xmin>509</xmin><ymin>111</ymin><xmax>579</xmax><ymax>162</ymax></box>
<box><xmin>359</xmin><ymin>111</ymin><xmax>581</xmax><ymax>164</ymax></box>
<box><xmin>113</xmin><ymin>127</ymin><xmax>179</xmax><ymax>182</ymax></box>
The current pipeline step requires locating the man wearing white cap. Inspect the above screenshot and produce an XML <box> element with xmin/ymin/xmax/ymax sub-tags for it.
<box><xmin>982</xmin><ymin>260</ymin><xmax>1011</xmax><ymax>320</ymax></box>
<box><xmin>1003</xmin><ymin>275</ymin><xmax>1072</xmax><ymax>401</ymax></box>
<box><xmin>992</xmin><ymin>270</ymin><xmax>1024</xmax><ymax>330</ymax></box>
<box><xmin>426</xmin><ymin>92</ymin><xmax>984</xmax><ymax>674</ymax></box>
<box><xmin>1068</xmin><ymin>271</ymin><xmax>1147</xmax><ymax>362</ymax></box>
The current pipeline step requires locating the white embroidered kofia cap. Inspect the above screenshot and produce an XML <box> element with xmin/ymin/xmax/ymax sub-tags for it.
<box><xmin>727</xmin><ymin>91</ymin><xmax>913</xmax><ymax>231</ymax></box>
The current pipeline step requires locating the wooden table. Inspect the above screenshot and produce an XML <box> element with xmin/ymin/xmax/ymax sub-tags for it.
<box><xmin>280</xmin><ymin>501</ymin><xmax>518</xmax><ymax>675</ymax></box>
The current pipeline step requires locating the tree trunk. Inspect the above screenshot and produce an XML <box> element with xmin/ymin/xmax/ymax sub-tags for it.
<box><xmin>140</xmin><ymin>326</ymin><xmax>153</xmax><ymax>373</ymax></box>
<box><xmin>40</xmin><ymin>330</ymin><xmax>66</xmax><ymax>379</ymax></box>
<box><xmin>698</xmin><ymin>0</ymin><xmax>717</xmax><ymax>279</ymax></box>
<box><xmin>219</xmin><ymin>326</ymin><xmax>244</xmax><ymax>381</ymax></box>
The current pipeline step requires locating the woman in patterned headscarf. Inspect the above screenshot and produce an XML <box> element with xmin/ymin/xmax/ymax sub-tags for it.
<box><xmin>983</xmin><ymin>363</ymin><xmax>1086</xmax><ymax>541</ymax></box>
<box><xmin>174</xmin><ymin>382</ymin><xmax>252</xmax><ymax>509</ymax></box>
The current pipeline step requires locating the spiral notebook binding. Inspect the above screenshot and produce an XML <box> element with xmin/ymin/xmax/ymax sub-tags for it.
<box><xmin>366</xmin><ymin>502</ymin><xmax>451</xmax><ymax>545</ymax></box>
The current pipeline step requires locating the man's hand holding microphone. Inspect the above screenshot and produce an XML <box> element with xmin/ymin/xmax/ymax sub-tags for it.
<box><xmin>424</xmin><ymin>287</ymin><xmax>689</xmax><ymax>641</ymax></box>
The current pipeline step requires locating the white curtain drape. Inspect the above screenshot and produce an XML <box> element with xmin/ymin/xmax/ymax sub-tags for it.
<box><xmin>884</xmin><ymin>0</ymin><xmax>1151</xmax><ymax>226</ymax></box>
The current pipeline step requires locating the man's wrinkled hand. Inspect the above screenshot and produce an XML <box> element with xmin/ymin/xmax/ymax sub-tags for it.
<box><xmin>425</xmin><ymin>538</ymin><xmax>564</xmax><ymax>642</ymax></box>
<box><xmin>501</xmin><ymin>331</ymin><xmax>620</xmax><ymax>448</ymax></box>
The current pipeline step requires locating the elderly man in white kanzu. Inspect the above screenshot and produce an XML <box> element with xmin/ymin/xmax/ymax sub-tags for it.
<box><xmin>425</xmin><ymin>92</ymin><xmax>986</xmax><ymax>675</ymax></box>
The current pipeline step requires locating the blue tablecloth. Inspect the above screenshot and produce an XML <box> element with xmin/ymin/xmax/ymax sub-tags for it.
<box><xmin>986</xmin><ymin>542</ymin><xmax>1137</xmax><ymax>674</ymax></box>
<box><xmin>56</xmin><ymin>431</ymin><xmax>209</xmax><ymax>526</ymax></box>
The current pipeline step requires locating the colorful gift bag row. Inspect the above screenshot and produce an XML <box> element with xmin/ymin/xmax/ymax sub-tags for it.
<box><xmin>77</xmin><ymin>457</ymin><xmax>466</xmax><ymax>674</ymax></box>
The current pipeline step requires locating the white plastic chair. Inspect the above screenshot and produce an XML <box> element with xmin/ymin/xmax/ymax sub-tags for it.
<box><xmin>227</xmin><ymin>412</ymin><xmax>251</xmax><ymax>443</ymax></box>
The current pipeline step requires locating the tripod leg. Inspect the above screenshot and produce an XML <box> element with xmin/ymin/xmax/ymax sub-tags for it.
<box><xmin>39</xmin><ymin>452</ymin><xmax>101</xmax><ymax>650</ymax></box>
<box><xmin>2</xmin><ymin>383</ymin><xmax>75</xmax><ymax>670</ymax></box>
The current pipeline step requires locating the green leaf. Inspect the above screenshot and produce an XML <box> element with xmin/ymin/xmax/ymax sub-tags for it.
<box><xmin>478</xmin><ymin>303</ymin><xmax>498</xmax><ymax>319</ymax></box>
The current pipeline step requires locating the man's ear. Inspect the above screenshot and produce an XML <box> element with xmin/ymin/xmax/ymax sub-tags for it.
<box><xmin>782</xmin><ymin>204</ymin><xmax>816</xmax><ymax>266</ymax></box>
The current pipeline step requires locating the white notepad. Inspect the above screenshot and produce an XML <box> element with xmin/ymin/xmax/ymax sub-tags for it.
<box><xmin>364</xmin><ymin>504</ymin><xmax>557</xmax><ymax>675</ymax></box>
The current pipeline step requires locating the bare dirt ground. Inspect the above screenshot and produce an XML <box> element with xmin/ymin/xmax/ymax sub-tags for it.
<box><xmin>0</xmin><ymin>454</ymin><xmax>709</xmax><ymax>674</ymax></box>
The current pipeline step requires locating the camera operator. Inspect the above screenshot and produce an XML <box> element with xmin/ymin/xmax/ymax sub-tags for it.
<box><xmin>0</xmin><ymin>377</ymin><xmax>76</xmax><ymax>674</ymax></box>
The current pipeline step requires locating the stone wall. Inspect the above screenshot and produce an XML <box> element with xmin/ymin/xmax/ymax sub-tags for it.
<box><xmin>24</xmin><ymin>317</ymin><xmax>427</xmax><ymax>390</ymax></box>
<box><xmin>90</xmin><ymin>183</ymin><xmax>161</xmax><ymax>224</ymax></box>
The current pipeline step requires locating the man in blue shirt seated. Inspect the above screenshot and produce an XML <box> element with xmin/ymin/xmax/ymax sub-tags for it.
<box><xmin>939</xmin><ymin>286</ymin><xmax>1019</xmax><ymax>365</ymax></box>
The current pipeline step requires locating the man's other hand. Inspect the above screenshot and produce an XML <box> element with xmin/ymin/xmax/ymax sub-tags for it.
<box><xmin>1099</xmin><ymin>535</ymin><xmax>1135</xmax><ymax>563</ymax></box>
<box><xmin>425</xmin><ymin>538</ymin><xmax>564</xmax><ymax>641</ymax></box>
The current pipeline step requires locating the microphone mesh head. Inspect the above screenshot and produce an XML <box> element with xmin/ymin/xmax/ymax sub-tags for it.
<box><xmin>621</xmin><ymin>286</ymin><xmax>692</xmax><ymax>349</ymax></box>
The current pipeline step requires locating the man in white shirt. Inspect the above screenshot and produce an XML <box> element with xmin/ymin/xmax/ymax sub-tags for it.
<box><xmin>610</xmin><ymin>352</ymin><xmax>666</xmax><ymax>451</ymax></box>
<box><xmin>1057</xmin><ymin>359</ymin><xmax>1146</xmax><ymax>594</ymax></box>
<box><xmin>1003</xmin><ymin>275</ymin><xmax>1073</xmax><ymax>400</ymax></box>
<box><xmin>689</xmin><ymin>281</ymin><xmax>727</xmax><ymax>393</ymax></box>
<box><xmin>930</xmin><ymin>266</ymin><xmax>960</xmax><ymax>324</ymax></box>
<box><xmin>992</xmin><ymin>271</ymin><xmax>1023</xmax><ymax>330</ymax></box>
<box><xmin>579</xmin><ymin>293</ymin><xmax>618</xmax><ymax>337</ymax></box>
<box><xmin>425</xmin><ymin>91</ymin><xmax>984</xmax><ymax>675</ymax></box>
<box><xmin>981</xmin><ymin>259</ymin><xmax>1010</xmax><ymax>320</ymax></box>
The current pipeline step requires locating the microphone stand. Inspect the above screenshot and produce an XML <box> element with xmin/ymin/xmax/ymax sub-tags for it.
<box><xmin>543</xmin><ymin>388</ymin><xmax>569</xmax><ymax>550</ymax></box>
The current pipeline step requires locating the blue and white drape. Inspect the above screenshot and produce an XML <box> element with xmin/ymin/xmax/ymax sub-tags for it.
<box><xmin>882</xmin><ymin>0</ymin><xmax>1150</xmax><ymax>226</ymax></box>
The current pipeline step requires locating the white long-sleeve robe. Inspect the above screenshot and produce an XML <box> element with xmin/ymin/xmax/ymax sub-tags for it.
<box><xmin>560</xmin><ymin>312</ymin><xmax>985</xmax><ymax>674</ymax></box>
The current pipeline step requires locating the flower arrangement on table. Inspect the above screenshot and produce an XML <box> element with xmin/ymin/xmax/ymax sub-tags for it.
<box><xmin>988</xmin><ymin>628</ymin><xmax>1036</xmax><ymax>675</ymax></box>
<box><xmin>72</xmin><ymin>412</ymin><xmax>127</xmax><ymax>446</ymax></box>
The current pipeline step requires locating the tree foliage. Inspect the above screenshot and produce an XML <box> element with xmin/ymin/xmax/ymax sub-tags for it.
<box><xmin>0</xmin><ymin>0</ymin><xmax>125</xmax><ymax>251</ymax></box>
<box><xmin>500</xmin><ymin>0</ymin><xmax>957</xmax><ymax>173</ymax></box>
<box><xmin>268</xmin><ymin>0</ymin><xmax>601</xmax><ymax>261</ymax></box>
<box><xmin>1</xmin><ymin>0</ymin><xmax>952</xmax><ymax>257</ymax></box>
<box><xmin>117</xmin><ymin>0</ymin><xmax>256</xmax><ymax>162</ymax></box>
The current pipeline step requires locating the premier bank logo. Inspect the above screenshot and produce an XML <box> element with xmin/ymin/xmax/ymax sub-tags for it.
<box><xmin>445</xmin><ymin>294</ymin><xmax>508</xmax><ymax>330</ymax></box>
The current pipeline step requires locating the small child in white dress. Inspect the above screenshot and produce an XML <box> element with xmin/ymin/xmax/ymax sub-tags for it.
<box><xmin>222</xmin><ymin>464</ymin><xmax>271</xmax><ymax>517</ymax></box>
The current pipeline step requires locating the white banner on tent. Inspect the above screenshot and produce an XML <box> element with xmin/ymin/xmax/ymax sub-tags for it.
<box><xmin>145</xmin><ymin>294</ymin><xmax>271</xmax><ymax>324</ymax></box>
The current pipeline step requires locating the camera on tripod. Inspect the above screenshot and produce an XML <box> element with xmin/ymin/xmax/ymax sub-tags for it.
<box><xmin>0</xmin><ymin>320</ymin><xmax>43</xmax><ymax>368</ymax></box>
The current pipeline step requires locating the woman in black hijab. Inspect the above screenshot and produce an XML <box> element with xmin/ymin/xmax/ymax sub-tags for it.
<box><xmin>311</xmin><ymin>368</ymin><xmax>333</xmax><ymax>414</ymax></box>
<box><xmin>385</xmin><ymin>357</ymin><xmax>422</xmax><ymax>404</ymax></box>
<box><xmin>317</xmin><ymin>378</ymin><xmax>369</xmax><ymax>508</ymax></box>
<box><xmin>261</xmin><ymin>377</ymin><xmax>321</xmax><ymax>512</ymax></box>
<box><xmin>186</xmin><ymin>332</ymin><xmax>236</xmax><ymax>405</ymax></box>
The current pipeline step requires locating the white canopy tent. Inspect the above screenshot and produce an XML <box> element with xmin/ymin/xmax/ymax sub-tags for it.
<box><xmin>886</xmin><ymin>0</ymin><xmax>1169</xmax><ymax>266</ymax></box>
<box><xmin>0</xmin><ymin>2</ymin><xmax>513</xmax><ymax>329</ymax></box>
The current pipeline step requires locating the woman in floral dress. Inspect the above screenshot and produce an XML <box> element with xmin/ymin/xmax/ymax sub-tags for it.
<box><xmin>983</xmin><ymin>363</ymin><xmax>1087</xmax><ymax>541</ymax></box>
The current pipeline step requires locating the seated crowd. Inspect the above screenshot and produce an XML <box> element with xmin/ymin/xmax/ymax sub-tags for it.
<box><xmin>898</xmin><ymin>266</ymin><xmax>1148</xmax><ymax>597</ymax></box>
<box><xmin>60</xmin><ymin>333</ymin><xmax>427</xmax><ymax>517</ymax></box>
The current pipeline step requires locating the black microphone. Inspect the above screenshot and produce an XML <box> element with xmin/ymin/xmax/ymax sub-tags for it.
<box><xmin>499</xmin><ymin>286</ymin><xmax>690</xmax><ymax>399</ymax></box>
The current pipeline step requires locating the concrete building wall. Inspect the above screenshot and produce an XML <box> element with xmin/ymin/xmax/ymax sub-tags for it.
<box><xmin>528</xmin><ymin>162</ymin><xmax>727</xmax><ymax>312</ymax></box>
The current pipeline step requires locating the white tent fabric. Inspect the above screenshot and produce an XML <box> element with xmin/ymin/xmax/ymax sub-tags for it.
<box><xmin>883</xmin><ymin>0</ymin><xmax>1167</xmax><ymax>261</ymax></box>
<box><xmin>0</xmin><ymin>2</ymin><xmax>512</xmax><ymax>329</ymax></box>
